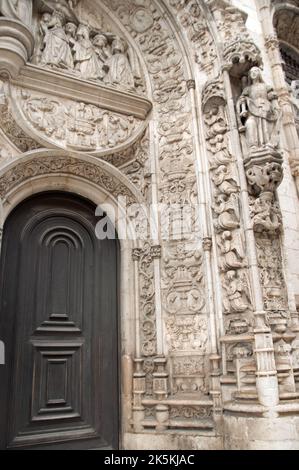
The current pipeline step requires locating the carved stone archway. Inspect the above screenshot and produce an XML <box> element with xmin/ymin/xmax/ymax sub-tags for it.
<box><xmin>0</xmin><ymin>148</ymin><xmax>149</xmax><ymax>447</ymax></box>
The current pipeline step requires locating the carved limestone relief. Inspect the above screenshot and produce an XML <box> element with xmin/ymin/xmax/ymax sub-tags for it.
<box><xmin>236</xmin><ymin>66</ymin><xmax>288</xmax><ymax>318</ymax></box>
<box><xmin>166</xmin><ymin>0</ymin><xmax>217</xmax><ymax>77</ymax></box>
<box><xmin>255</xmin><ymin>234</ymin><xmax>288</xmax><ymax>315</ymax></box>
<box><xmin>0</xmin><ymin>0</ymin><xmax>32</xmax><ymax>27</ymax></box>
<box><xmin>134</xmin><ymin>244</ymin><xmax>157</xmax><ymax>358</ymax></box>
<box><xmin>169</xmin><ymin>355</ymin><xmax>209</xmax><ymax>396</ymax></box>
<box><xmin>0</xmin><ymin>93</ymin><xmax>41</xmax><ymax>153</ymax></box>
<box><xmin>0</xmin><ymin>153</ymin><xmax>137</xmax><ymax>204</ymax></box>
<box><xmin>162</xmin><ymin>242</ymin><xmax>208</xmax><ymax>396</ymax></box>
<box><xmin>203</xmin><ymin>82</ymin><xmax>253</xmax><ymax>337</ymax></box>
<box><xmin>32</xmin><ymin>0</ymin><xmax>144</xmax><ymax>94</ymax></box>
<box><xmin>8</xmin><ymin>86</ymin><xmax>144</xmax><ymax>156</ymax></box>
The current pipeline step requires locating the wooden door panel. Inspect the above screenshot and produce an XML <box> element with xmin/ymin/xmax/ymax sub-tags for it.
<box><xmin>0</xmin><ymin>193</ymin><xmax>119</xmax><ymax>450</ymax></box>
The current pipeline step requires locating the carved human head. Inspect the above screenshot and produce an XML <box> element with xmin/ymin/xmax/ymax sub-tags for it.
<box><xmin>65</xmin><ymin>22</ymin><xmax>77</xmax><ymax>37</ymax></box>
<box><xmin>93</xmin><ymin>34</ymin><xmax>108</xmax><ymax>47</ymax></box>
<box><xmin>41</xmin><ymin>12</ymin><xmax>51</xmax><ymax>23</ymax></box>
<box><xmin>77</xmin><ymin>24</ymin><xmax>90</xmax><ymax>38</ymax></box>
<box><xmin>53</xmin><ymin>10</ymin><xmax>65</xmax><ymax>26</ymax></box>
<box><xmin>112</xmin><ymin>38</ymin><xmax>126</xmax><ymax>54</ymax></box>
<box><xmin>227</xmin><ymin>270</ymin><xmax>236</xmax><ymax>280</ymax></box>
<box><xmin>249</xmin><ymin>66</ymin><xmax>263</xmax><ymax>83</ymax></box>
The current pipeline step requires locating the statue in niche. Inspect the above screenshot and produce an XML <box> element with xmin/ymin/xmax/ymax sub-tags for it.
<box><xmin>0</xmin><ymin>0</ymin><xmax>32</xmax><ymax>27</ymax></box>
<box><xmin>105</xmin><ymin>37</ymin><xmax>135</xmax><ymax>90</ymax></box>
<box><xmin>40</xmin><ymin>11</ymin><xmax>74</xmax><ymax>70</ymax></box>
<box><xmin>73</xmin><ymin>24</ymin><xmax>104</xmax><ymax>81</ymax></box>
<box><xmin>238</xmin><ymin>66</ymin><xmax>281</xmax><ymax>151</ymax></box>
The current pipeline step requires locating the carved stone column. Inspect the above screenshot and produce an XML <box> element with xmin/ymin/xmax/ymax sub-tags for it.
<box><xmin>132</xmin><ymin>358</ymin><xmax>146</xmax><ymax>433</ymax></box>
<box><xmin>0</xmin><ymin>18</ymin><xmax>34</xmax><ymax>79</ymax></box>
<box><xmin>153</xmin><ymin>357</ymin><xmax>169</xmax><ymax>431</ymax></box>
<box><xmin>256</xmin><ymin>0</ymin><xmax>299</xmax><ymax>178</ymax></box>
<box><xmin>223</xmin><ymin>65</ymin><xmax>280</xmax><ymax>410</ymax></box>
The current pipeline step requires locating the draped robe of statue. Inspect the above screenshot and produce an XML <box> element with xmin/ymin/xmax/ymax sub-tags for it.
<box><xmin>106</xmin><ymin>38</ymin><xmax>135</xmax><ymax>89</ymax></box>
<box><xmin>73</xmin><ymin>25</ymin><xmax>103</xmax><ymax>80</ymax></box>
<box><xmin>0</xmin><ymin>0</ymin><xmax>32</xmax><ymax>27</ymax></box>
<box><xmin>238</xmin><ymin>66</ymin><xmax>280</xmax><ymax>150</ymax></box>
<box><xmin>40</xmin><ymin>13</ymin><xmax>73</xmax><ymax>70</ymax></box>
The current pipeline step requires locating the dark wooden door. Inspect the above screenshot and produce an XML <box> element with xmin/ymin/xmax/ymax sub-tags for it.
<box><xmin>0</xmin><ymin>192</ymin><xmax>119</xmax><ymax>449</ymax></box>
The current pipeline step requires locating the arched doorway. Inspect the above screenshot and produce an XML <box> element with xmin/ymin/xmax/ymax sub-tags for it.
<box><xmin>0</xmin><ymin>192</ymin><xmax>119</xmax><ymax>449</ymax></box>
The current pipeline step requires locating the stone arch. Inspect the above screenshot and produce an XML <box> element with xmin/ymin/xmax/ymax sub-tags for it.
<box><xmin>273</xmin><ymin>1</ymin><xmax>299</xmax><ymax>83</ymax></box>
<box><xmin>0</xmin><ymin>148</ymin><xmax>151</xmax><ymax>442</ymax></box>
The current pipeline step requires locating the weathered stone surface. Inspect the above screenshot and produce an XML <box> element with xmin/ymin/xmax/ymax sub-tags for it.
<box><xmin>0</xmin><ymin>0</ymin><xmax>298</xmax><ymax>450</ymax></box>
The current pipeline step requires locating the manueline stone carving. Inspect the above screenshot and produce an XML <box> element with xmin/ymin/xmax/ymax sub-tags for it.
<box><xmin>203</xmin><ymin>79</ymin><xmax>253</xmax><ymax>336</ymax></box>
<box><xmin>0</xmin><ymin>96</ymin><xmax>41</xmax><ymax>152</ymax></box>
<box><xmin>34</xmin><ymin>4</ymin><xmax>142</xmax><ymax>92</ymax></box>
<box><xmin>167</xmin><ymin>0</ymin><xmax>217</xmax><ymax>76</ymax></box>
<box><xmin>0</xmin><ymin>0</ymin><xmax>32</xmax><ymax>27</ymax></box>
<box><xmin>238</xmin><ymin>66</ymin><xmax>281</xmax><ymax>152</ymax></box>
<box><xmin>0</xmin><ymin>154</ymin><xmax>137</xmax><ymax>204</ymax></box>
<box><xmin>40</xmin><ymin>11</ymin><xmax>74</xmax><ymax>70</ymax></box>
<box><xmin>138</xmin><ymin>243</ymin><xmax>157</xmax><ymax>357</ymax></box>
<box><xmin>170</xmin><ymin>355</ymin><xmax>208</xmax><ymax>395</ymax></box>
<box><xmin>223</xmin><ymin>270</ymin><xmax>252</xmax><ymax>315</ymax></box>
<box><xmin>19</xmin><ymin>89</ymin><xmax>141</xmax><ymax>152</ymax></box>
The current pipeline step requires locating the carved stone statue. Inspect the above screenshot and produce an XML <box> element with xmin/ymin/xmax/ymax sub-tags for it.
<box><xmin>223</xmin><ymin>270</ymin><xmax>251</xmax><ymax>314</ymax></box>
<box><xmin>0</xmin><ymin>0</ymin><xmax>32</xmax><ymax>27</ymax></box>
<box><xmin>73</xmin><ymin>24</ymin><xmax>104</xmax><ymax>81</ymax></box>
<box><xmin>105</xmin><ymin>38</ymin><xmax>135</xmax><ymax>89</ymax></box>
<box><xmin>92</xmin><ymin>34</ymin><xmax>111</xmax><ymax>72</ymax></box>
<box><xmin>213</xmin><ymin>193</ymin><xmax>240</xmax><ymax>231</ymax></box>
<box><xmin>238</xmin><ymin>66</ymin><xmax>281</xmax><ymax>151</ymax></box>
<box><xmin>212</xmin><ymin>164</ymin><xmax>239</xmax><ymax>195</ymax></box>
<box><xmin>40</xmin><ymin>11</ymin><xmax>74</xmax><ymax>70</ymax></box>
<box><xmin>218</xmin><ymin>231</ymin><xmax>245</xmax><ymax>271</ymax></box>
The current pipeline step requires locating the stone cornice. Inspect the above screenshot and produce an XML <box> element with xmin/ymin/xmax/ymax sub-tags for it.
<box><xmin>12</xmin><ymin>64</ymin><xmax>152</xmax><ymax>120</ymax></box>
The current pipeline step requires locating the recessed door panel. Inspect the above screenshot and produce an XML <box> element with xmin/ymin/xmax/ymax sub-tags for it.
<box><xmin>0</xmin><ymin>193</ymin><xmax>119</xmax><ymax>449</ymax></box>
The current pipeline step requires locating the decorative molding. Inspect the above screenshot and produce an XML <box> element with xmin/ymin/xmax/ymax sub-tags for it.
<box><xmin>0</xmin><ymin>152</ymin><xmax>138</xmax><ymax>204</ymax></box>
<box><xmin>12</xmin><ymin>64</ymin><xmax>152</xmax><ymax>120</ymax></box>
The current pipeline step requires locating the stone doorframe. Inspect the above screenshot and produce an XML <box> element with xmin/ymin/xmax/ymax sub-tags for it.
<box><xmin>0</xmin><ymin>148</ymin><xmax>148</xmax><ymax>448</ymax></box>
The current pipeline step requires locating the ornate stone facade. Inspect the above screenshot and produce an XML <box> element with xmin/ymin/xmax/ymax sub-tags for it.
<box><xmin>0</xmin><ymin>0</ymin><xmax>299</xmax><ymax>450</ymax></box>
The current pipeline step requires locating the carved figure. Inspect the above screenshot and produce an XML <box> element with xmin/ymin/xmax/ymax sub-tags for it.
<box><xmin>73</xmin><ymin>24</ymin><xmax>104</xmax><ymax>81</ymax></box>
<box><xmin>238</xmin><ymin>66</ymin><xmax>281</xmax><ymax>150</ymax></box>
<box><xmin>212</xmin><ymin>165</ymin><xmax>239</xmax><ymax>195</ymax></box>
<box><xmin>223</xmin><ymin>270</ymin><xmax>251</xmax><ymax>314</ymax></box>
<box><xmin>218</xmin><ymin>231</ymin><xmax>245</xmax><ymax>271</ymax></box>
<box><xmin>105</xmin><ymin>38</ymin><xmax>135</xmax><ymax>89</ymax></box>
<box><xmin>251</xmin><ymin>193</ymin><xmax>282</xmax><ymax>232</ymax></box>
<box><xmin>0</xmin><ymin>0</ymin><xmax>32</xmax><ymax>27</ymax></box>
<box><xmin>213</xmin><ymin>194</ymin><xmax>240</xmax><ymax>231</ymax></box>
<box><xmin>40</xmin><ymin>11</ymin><xmax>74</xmax><ymax>70</ymax></box>
<box><xmin>92</xmin><ymin>34</ymin><xmax>111</xmax><ymax>74</ymax></box>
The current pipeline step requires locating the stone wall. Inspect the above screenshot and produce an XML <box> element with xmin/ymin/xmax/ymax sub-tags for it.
<box><xmin>0</xmin><ymin>0</ymin><xmax>298</xmax><ymax>450</ymax></box>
